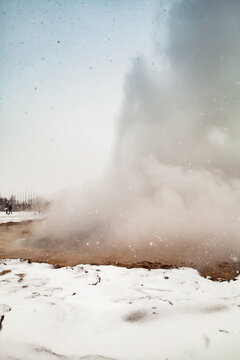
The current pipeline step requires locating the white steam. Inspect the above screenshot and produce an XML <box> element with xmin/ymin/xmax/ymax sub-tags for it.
<box><xmin>37</xmin><ymin>0</ymin><xmax>240</xmax><ymax>262</ymax></box>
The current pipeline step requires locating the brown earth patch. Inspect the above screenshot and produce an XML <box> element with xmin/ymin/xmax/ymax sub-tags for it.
<box><xmin>15</xmin><ymin>273</ymin><xmax>25</xmax><ymax>282</ymax></box>
<box><xmin>0</xmin><ymin>269</ymin><xmax>11</xmax><ymax>276</ymax></box>
<box><xmin>124</xmin><ymin>310</ymin><xmax>148</xmax><ymax>322</ymax></box>
<box><xmin>0</xmin><ymin>220</ymin><xmax>239</xmax><ymax>281</ymax></box>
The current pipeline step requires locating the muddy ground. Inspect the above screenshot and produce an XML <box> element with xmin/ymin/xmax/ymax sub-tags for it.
<box><xmin>0</xmin><ymin>220</ymin><xmax>239</xmax><ymax>281</ymax></box>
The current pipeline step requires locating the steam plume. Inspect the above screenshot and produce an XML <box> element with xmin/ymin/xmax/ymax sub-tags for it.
<box><xmin>35</xmin><ymin>0</ymin><xmax>240</xmax><ymax>263</ymax></box>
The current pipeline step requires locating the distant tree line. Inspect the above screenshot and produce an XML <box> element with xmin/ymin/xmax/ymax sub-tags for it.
<box><xmin>0</xmin><ymin>194</ymin><xmax>49</xmax><ymax>213</ymax></box>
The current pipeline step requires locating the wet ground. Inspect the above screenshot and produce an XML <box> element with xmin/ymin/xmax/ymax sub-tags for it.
<box><xmin>0</xmin><ymin>220</ymin><xmax>239</xmax><ymax>281</ymax></box>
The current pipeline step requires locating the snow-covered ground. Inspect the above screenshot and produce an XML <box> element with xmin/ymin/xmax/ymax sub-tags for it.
<box><xmin>0</xmin><ymin>259</ymin><xmax>239</xmax><ymax>360</ymax></box>
<box><xmin>0</xmin><ymin>211</ymin><xmax>43</xmax><ymax>224</ymax></box>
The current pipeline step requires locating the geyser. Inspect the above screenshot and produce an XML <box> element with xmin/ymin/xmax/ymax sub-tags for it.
<box><xmin>34</xmin><ymin>0</ymin><xmax>240</xmax><ymax>266</ymax></box>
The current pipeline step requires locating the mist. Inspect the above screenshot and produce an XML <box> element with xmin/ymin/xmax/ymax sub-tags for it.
<box><xmin>35</xmin><ymin>0</ymin><xmax>240</xmax><ymax>265</ymax></box>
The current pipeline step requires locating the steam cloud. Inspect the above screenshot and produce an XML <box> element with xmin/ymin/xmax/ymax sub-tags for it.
<box><xmin>36</xmin><ymin>0</ymin><xmax>240</xmax><ymax>263</ymax></box>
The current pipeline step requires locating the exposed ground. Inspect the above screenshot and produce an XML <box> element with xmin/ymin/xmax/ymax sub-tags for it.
<box><xmin>0</xmin><ymin>220</ymin><xmax>239</xmax><ymax>281</ymax></box>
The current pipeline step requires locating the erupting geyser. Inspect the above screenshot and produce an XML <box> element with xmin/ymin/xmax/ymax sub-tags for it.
<box><xmin>35</xmin><ymin>0</ymin><xmax>240</xmax><ymax>266</ymax></box>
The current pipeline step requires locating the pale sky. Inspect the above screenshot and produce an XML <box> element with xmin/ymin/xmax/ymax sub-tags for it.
<box><xmin>0</xmin><ymin>0</ymin><xmax>159</xmax><ymax>196</ymax></box>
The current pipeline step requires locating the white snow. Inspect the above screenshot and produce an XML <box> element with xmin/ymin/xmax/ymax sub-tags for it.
<box><xmin>0</xmin><ymin>211</ymin><xmax>43</xmax><ymax>224</ymax></box>
<box><xmin>0</xmin><ymin>260</ymin><xmax>239</xmax><ymax>360</ymax></box>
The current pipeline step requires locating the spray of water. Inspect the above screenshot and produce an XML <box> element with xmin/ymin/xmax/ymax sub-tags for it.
<box><xmin>35</xmin><ymin>0</ymin><xmax>240</xmax><ymax>265</ymax></box>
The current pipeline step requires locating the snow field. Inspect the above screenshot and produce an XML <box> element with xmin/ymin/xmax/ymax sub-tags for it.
<box><xmin>0</xmin><ymin>259</ymin><xmax>239</xmax><ymax>360</ymax></box>
<box><xmin>0</xmin><ymin>211</ymin><xmax>43</xmax><ymax>224</ymax></box>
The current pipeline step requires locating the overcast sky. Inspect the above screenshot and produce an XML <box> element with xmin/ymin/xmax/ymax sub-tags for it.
<box><xmin>0</xmin><ymin>0</ymin><xmax>159</xmax><ymax>196</ymax></box>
